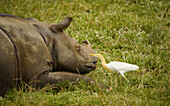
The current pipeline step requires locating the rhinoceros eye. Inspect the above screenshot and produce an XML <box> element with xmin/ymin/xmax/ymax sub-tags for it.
<box><xmin>75</xmin><ymin>43</ymin><xmax>82</xmax><ymax>54</ymax></box>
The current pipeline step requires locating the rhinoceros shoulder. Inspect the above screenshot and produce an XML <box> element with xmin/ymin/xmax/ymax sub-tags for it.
<box><xmin>0</xmin><ymin>15</ymin><xmax>53</xmax><ymax>82</ymax></box>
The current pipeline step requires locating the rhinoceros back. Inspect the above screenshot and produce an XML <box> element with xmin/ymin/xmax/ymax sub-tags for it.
<box><xmin>0</xmin><ymin>15</ymin><xmax>52</xmax><ymax>95</ymax></box>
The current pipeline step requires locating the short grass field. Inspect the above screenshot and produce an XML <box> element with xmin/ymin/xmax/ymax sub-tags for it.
<box><xmin>0</xmin><ymin>0</ymin><xmax>169</xmax><ymax>105</ymax></box>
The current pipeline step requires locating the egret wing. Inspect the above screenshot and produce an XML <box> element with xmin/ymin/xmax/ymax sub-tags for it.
<box><xmin>106</xmin><ymin>62</ymin><xmax>128</xmax><ymax>80</ymax></box>
<box><xmin>109</xmin><ymin>61</ymin><xmax>139</xmax><ymax>73</ymax></box>
<box><xmin>105</xmin><ymin>63</ymin><xmax>118</xmax><ymax>73</ymax></box>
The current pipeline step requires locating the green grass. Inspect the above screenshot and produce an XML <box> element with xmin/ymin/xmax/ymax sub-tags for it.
<box><xmin>0</xmin><ymin>0</ymin><xmax>169</xmax><ymax>105</ymax></box>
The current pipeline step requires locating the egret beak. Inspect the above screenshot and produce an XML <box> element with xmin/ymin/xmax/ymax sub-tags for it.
<box><xmin>90</xmin><ymin>53</ymin><xmax>96</xmax><ymax>56</ymax></box>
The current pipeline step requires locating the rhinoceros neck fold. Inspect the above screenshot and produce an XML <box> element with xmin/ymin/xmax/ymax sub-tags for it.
<box><xmin>33</xmin><ymin>24</ymin><xmax>47</xmax><ymax>45</ymax></box>
<box><xmin>33</xmin><ymin>23</ymin><xmax>61</xmax><ymax>72</ymax></box>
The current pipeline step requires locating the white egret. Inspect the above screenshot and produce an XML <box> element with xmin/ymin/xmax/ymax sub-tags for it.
<box><xmin>90</xmin><ymin>53</ymin><xmax>139</xmax><ymax>80</ymax></box>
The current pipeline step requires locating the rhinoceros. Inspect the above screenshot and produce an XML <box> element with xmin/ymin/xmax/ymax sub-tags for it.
<box><xmin>0</xmin><ymin>13</ymin><xmax>98</xmax><ymax>96</ymax></box>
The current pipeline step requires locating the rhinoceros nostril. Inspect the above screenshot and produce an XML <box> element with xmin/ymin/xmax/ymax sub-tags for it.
<box><xmin>93</xmin><ymin>61</ymin><xmax>97</xmax><ymax>65</ymax></box>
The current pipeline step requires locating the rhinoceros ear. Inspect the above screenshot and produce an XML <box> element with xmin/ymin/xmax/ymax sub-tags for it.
<box><xmin>50</xmin><ymin>17</ymin><xmax>72</xmax><ymax>33</ymax></box>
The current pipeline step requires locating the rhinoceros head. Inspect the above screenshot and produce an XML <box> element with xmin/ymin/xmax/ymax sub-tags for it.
<box><xmin>41</xmin><ymin>17</ymin><xmax>98</xmax><ymax>74</ymax></box>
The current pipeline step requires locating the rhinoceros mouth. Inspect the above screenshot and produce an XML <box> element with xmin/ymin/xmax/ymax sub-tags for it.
<box><xmin>85</xmin><ymin>65</ymin><xmax>95</xmax><ymax>70</ymax></box>
<box><xmin>85</xmin><ymin>62</ymin><xmax>97</xmax><ymax>70</ymax></box>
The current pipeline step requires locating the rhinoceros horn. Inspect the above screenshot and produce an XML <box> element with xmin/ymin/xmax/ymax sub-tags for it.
<box><xmin>50</xmin><ymin>17</ymin><xmax>72</xmax><ymax>32</ymax></box>
<box><xmin>82</xmin><ymin>39</ymin><xmax>92</xmax><ymax>49</ymax></box>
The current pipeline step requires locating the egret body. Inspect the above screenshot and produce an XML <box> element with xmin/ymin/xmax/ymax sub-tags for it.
<box><xmin>90</xmin><ymin>54</ymin><xmax>139</xmax><ymax>80</ymax></box>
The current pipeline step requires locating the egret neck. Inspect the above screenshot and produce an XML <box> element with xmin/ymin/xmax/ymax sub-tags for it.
<box><xmin>98</xmin><ymin>54</ymin><xmax>113</xmax><ymax>72</ymax></box>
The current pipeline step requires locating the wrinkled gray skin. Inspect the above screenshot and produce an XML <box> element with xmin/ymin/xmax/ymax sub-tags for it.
<box><xmin>0</xmin><ymin>14</ymin><xmax>98</xmax><ymax>96</ymax></box>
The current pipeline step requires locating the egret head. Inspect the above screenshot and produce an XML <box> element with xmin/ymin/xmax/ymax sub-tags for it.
<box><xmin>90</xmin><ymin>54</ymin><xmax>104</xmax><ymax>61</ymax></box>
